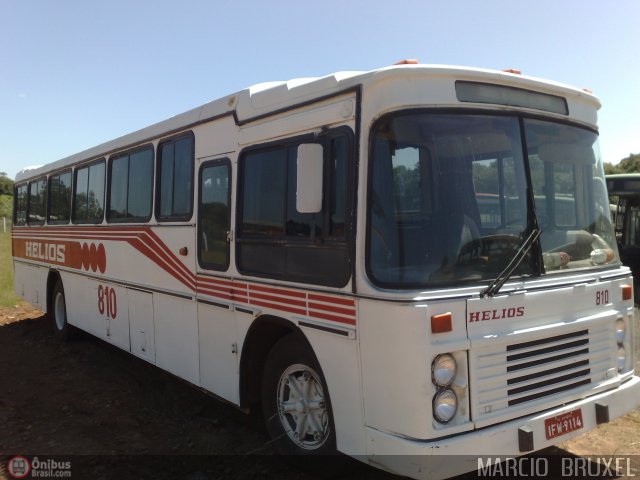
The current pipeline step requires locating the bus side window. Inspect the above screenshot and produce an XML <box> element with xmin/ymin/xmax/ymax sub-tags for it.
<box><xmin>14</xmin><ymin>184</ymin><xmax>28</xmax><ymax>226</ymax></box>
<box><xmin>157</xmin><ymin>134</ymin><xmax>194</xmax><ymax>222</ymax></box>
<box><xmin>48</xmin><ymin>170</ymin><xmax>72</xmax><ymax>224</ymax></box>
<box><xmin>73</xmin><ymin>160</ymin><xmax>105</xmax><ymax>224</ymax></box>
<box><xmin>198</xmin><ymin>161</ymin><xmax>230</xmax><ymax>270</ymax></box>
<box><xmin>108</xmin><ymin>146</ymin><xmax>153</xmax><ymax>222</ymax></box>
<box><xmin>28</xmin><ymin>177</ymin><xmax>47</xmax><ymax>225</ymax></box>
<box><xmin>237</xmin><ymin>131</ymin><xmax>352</xmax><ymax>287</ymax></box>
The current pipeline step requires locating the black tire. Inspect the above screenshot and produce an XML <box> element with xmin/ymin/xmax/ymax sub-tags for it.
<box><xmin>261</xmin><ymin>334</ymin><xmax>337</xmax><ymax>456</ymax></box>
<box><xmin>50</xmin><ymin>280</ymin><xmax>75</xmax><ymax>341</ymax></box>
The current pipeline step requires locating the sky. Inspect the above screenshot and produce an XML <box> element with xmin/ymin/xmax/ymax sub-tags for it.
<box><xmin>1</xmin><ymin>0</ymin><xmax>639</xmax><ymax>180</ymax></box>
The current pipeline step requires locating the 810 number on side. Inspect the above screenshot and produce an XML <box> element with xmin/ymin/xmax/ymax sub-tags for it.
<box><xmin>98</xmin><ymin>285</ymin><xmax>117</xmax><ymax>319</ymax></box>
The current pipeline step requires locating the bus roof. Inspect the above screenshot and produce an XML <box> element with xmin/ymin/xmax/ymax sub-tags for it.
<box><xmin>606</xmin><ymin>173</ymin><xmax>640</xmax><ymax>195</ymax></box>
<box><xmin>15</xmin><ymin>63</ymin><xmax>600</xmax><ymax>183</ymax></box>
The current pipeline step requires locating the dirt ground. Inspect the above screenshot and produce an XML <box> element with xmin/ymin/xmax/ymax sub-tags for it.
<box><xmin>0</xmin><ymin>304</ymin><xmax>638</xmax><ymax>480</ymax></box>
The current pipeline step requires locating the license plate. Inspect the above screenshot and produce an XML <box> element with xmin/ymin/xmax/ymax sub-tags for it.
<box><xmin>544</xmin><ymin>408</ymin><xmax>584</xmax><ymax>440</ymax></box>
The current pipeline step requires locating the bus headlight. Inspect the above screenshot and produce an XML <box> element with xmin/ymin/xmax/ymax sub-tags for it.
<box><xmin>433</xmin><ymin>389</ymin><xmax>458</xmax><ymax>423</ymax></box>
<box><xmin>617</xmin><ymin>346</ymin><xmax>626</xmax><ymax>372</ymax></box>
<box><xmin>615</xmin><ymin>319</ymin><xmax>625</xmax><ymax>345</ymax></box>
<box><xmin>432</xmin><ymin>354</ymin><xmax>457</xmax><ymax>387</ymax></box>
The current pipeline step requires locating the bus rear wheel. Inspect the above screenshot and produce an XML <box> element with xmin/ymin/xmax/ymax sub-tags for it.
<box><xmin>51</xmin><ymin>280</ymin><xmax>75</xmax><ymax>341</ymax></box>
<box><xmin>261</xmin><ymin>334</ymin><xmax>336</xmax><ymax>455</ymax></box>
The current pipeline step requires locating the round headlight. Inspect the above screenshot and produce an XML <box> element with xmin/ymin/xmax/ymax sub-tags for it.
<box><xmin>615</xmin><ymin>319</ymin><xmax>626</xmax><ymax>345</ymax></box>
<box><xmin>432</xmin><ymin>354</ymin><xmax>457</xmax><ymax>387</ymax></box>
<box><xmin>433</xmin><ymin>389</ymin><xmax>458</xmax><ymax>423</ymax></box>
<box><xmin>617</xmin><ymin>346</ymin><xmax>626</xmax><ymax>372</ymax></box>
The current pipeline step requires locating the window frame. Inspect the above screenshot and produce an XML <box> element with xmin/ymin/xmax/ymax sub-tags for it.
<box><xmin>72</xmin><ymin>158</ymin><xmax>106</xmax><ymax>225</ymax></box>
<box><xmin>237</xmin><ymin>127</ymin><xmax>354</xmax><ymax>243</ymax></box>
<box><xmin>239</xmin><ymin>144</ymin><xmax>289</xmax><ymax>238</ymax></box>
<box><xmin>47</xmin><ymin>169</ymin><xmax>72</xmax><ymax>225</ymax></box>
<box><xmin>235</xmin><ymin>127</ymin><xmax>354</xmax><ymax>287</ymax></box>
<box><xmin>13</xmin><ymin>183</ymin><xmax>28</xmax><ymax>226</ymax></box>
<box><xmin>197</xmin><ymin>158</ymin><xmax>232</xmax><ymax>272</ymax></box>
<box><xmin>27</xmin><ymin>176</ymin><xmax>47</xmax><ymax>225</ymax></box>
<box><xmin>106</xmin><ymin>144</ymin><xmax>154</xmax><ymax>224</ymax></box>
<box><xmin>155</xmin><ymin>132</ymin><xmax>195</xmax><ymax>223</ymax></box>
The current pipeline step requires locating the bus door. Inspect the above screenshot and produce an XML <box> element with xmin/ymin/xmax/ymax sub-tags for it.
<box><xmin>196</xmin><ymin>158</ymin><xmax>239</xmax><ymax>403</ymax></box>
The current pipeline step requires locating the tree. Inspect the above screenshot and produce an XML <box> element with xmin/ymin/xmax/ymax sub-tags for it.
<box><xmin>603</xmin><ymin>153</ymin><xmax>640</xmax><ymax>175</ymax></box>
<box><xmin>0</xmin><ymin>172</ymin><xmax>13</xmax><ymax>196</ymax></box>
<box><xmin>0</xmin><ymin>194</ymin><xmax>12</xmax><ymax>219</ymax></box>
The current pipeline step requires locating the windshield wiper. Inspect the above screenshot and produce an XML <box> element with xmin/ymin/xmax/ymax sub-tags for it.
<box><xmin>480</xmin><ymin>228</ymin><xmax>542</xmax><ymax>298</ymax></box>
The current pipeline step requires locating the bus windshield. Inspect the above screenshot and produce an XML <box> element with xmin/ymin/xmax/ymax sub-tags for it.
<box><xmin>367</xmin><ymin>112</ymin><xmax>619</xmax><ymax>289</ymax></box>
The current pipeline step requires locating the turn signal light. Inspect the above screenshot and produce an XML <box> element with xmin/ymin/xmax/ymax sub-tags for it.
<box><xmin>622</xmin><ymin>284</ymin><xmax>632</xmax><ymax>301</ymax></box>
<box><xmin>431</xmin><ymin>312</ymin><xmax>452</xmax><ymax>333</ymax></box>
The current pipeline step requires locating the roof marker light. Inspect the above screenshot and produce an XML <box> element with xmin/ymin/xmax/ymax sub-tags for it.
<box><xmin>393</xmin><ymin>59</ymin><xmax>419</xmax><ymax>65</ymax></box>
<box><xmin>502</xmin><ymin>69</ymin><xmax>522</xmax><ymax>74</ymax></box>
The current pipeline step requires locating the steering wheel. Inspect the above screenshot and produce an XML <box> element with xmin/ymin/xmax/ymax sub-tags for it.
<box><xmin>457</xmin><ymin>234</ymin><xmax>522</xmax><ymax>265</ymax></box>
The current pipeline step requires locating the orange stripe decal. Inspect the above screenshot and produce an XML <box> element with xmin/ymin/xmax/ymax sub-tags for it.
<box><xmin>13</xmin><ymin>226</ymin><xmax>357</xmax><ymax>327</ymax></box>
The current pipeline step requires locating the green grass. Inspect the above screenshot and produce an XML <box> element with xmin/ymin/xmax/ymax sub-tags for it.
<box><xmin>0</xmin><ymin>230</ymin><xmax>21</xmax><ymax>307</ymax></box>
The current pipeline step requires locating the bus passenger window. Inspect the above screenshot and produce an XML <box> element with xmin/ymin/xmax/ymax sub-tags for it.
<box><xmin>199</xmin><ymin>161</ymin><xmax>230</xmax><ymax>270</ymax></box>
<box><xmin>28</xmin><ymin>177</ymin><xmax>47</xmax><ymax>224</ymax></box>
<box><xmin>14</xmin><ymin>184</ymin><xmax>28</xmax><ymax>226</ymax></box>
<box><xmin>241</xmin><ymin>148</ymin><xmax>286</xmax><ymax>236</ymax></box>
<box><xmin>108</xmin><ymin>146</ymin><xmax>153</xmax><ymax>222</ymax></box>
<box><xmin>157</xmin><ymin>134</ymin><xmax>194</xmax><ymax>221</ymax></box>
<box><xmin>48</xmin><ymin>171</ymin><xmax>72</xmax><ymax>224</ymax></box>
<box><xmin>330</xmin><ymin>135</ymin><xmax>348</xmax><ymax>237</ymax></box>
<box><xmin>73</xmin><ymin>161</ymin><xmax>105</xmax><ymax>224</ymax></box>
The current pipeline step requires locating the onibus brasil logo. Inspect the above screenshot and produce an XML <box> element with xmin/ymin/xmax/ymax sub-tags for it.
<box><xmin>7</xmin><ymin>456</ymin><xmax>30</xmax><ymax>479</ymax></box>
<box><xmin>7</xmin><ymin>456</ymin><xmax>71</xmax><ymax>478</ymax></box>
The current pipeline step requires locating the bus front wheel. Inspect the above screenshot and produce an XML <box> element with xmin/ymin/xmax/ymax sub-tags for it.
<box><xmin>261</xmin><ymin>334</ymin><xmax>336</xmax><ymax>455</ymax></box>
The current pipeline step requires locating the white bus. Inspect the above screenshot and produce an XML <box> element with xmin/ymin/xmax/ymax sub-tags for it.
<box><xmin>12</xmin><ymin>62</ymin><xmax>640</xmax><ymax>479</ymax></box>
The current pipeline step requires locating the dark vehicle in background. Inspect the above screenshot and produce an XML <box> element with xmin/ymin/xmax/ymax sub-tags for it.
<box><xmin>607</xmin><ymin>173</ymin><xmax>640</xmax><ymax>299</ymax></box>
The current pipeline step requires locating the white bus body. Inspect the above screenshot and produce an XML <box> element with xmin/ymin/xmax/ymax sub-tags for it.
<box><xmin>12</xmin><ymin>64</ymin><xmax>640</xmax><ymax>479</ymax></box>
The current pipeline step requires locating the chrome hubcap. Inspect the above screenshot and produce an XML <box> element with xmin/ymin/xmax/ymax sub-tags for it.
<box><xmin>54</xmin><ymin>291</ymin><xmax>66</xmax><ymax>331</ymax></box>
<box><xmin>277</xmin><ymin>364</ymin><xmax>329</xmax><ymax>450</ymax></box>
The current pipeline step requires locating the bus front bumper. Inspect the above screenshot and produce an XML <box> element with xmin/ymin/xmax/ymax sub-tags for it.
<box><xmin>364</xmin><ymin>375</ymin><xmax>640</xmax><ymax>480</ymax></box>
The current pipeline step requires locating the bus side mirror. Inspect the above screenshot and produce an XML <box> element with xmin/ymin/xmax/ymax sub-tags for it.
<box><xmin>296</xmin><ymin>144</ymin><xmax>324</xmax><ymax>213</ymax></box>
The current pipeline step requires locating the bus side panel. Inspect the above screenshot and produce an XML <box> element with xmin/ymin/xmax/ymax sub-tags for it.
<box><xmin>62</xmin><ymin>273</ymin><xmax>130</xmax><ymax>353</ymax></box>
<box><xmin>154</xmin><ymin>294</ymin><xmax>200</xmax><ymax>386</ymax></box>
<box><xmin>62</xmin><ymin>272</ymin><xmax>103</xmax><ymax>337</ymax></box>
<box><xmin>128</xmin><ymin>289</ymin><xmax>155</xmax><ymax>364</ymax></box>
<box><xmin>301</xmin><ymin>327</ymin><xmax>366</xmax><ymax>456</ymax></box>
<box><xmin>13</xmin><ymin>262</ymin><xmax>47</xmax><ymax>310</ymax></box>
<box><xmin>358</xmin><ymin>299</ymin><xmax>432</xmax><ymax>439</ymax></box>
<box><xmin>12</xmin><ymin>261</ymin><xmax>28</xmax><ymax>302</ymax></box>
<box><xmin>198</xmin><ymin>302</ymin><xmax>239</xmax><ymax>404</ymax></box>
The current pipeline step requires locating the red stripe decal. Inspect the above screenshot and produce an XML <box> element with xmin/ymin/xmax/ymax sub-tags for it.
<box><xmin>13</xmin><ymin>226</ymin><xmax>356</xmax><ymax>326</ymax></box>
<box><xmin>248</xmin><ymin>299</ymin><xmax>306</xmax><ymax>316</ymax></box>
<box><xmin>198</xmin><ymin>276</ymin><xmax>235</xmax><ymax>288</ymax></box>
<box><xmin>308</xmin><ymin>302</ymin><xmax>355</xmax><ymax>317</ymax></box>
<box><xmin>249</xmin><ymin>291</ymin><xmax>307</xmax><ymax>308</ymax></box>
<box><xmin>308</xmin><ymin>293</ymin><xmax>355</xmax><ymax>307</ymax></box>
<box><xmin>249</xmin><ymin>284</ymin><xmax>306</xmax><ymax>299</ymax></box>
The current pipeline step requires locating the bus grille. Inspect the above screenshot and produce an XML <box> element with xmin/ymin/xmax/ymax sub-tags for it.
<box><xmin>505</xmin><ymin>329</ymin><xmax>590</xmax><ymax>406</ymax></box>
<box><xmin>472</xmin><ymin>324</ymin><xmax>613</xmax><ymax>420</ymax></box>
